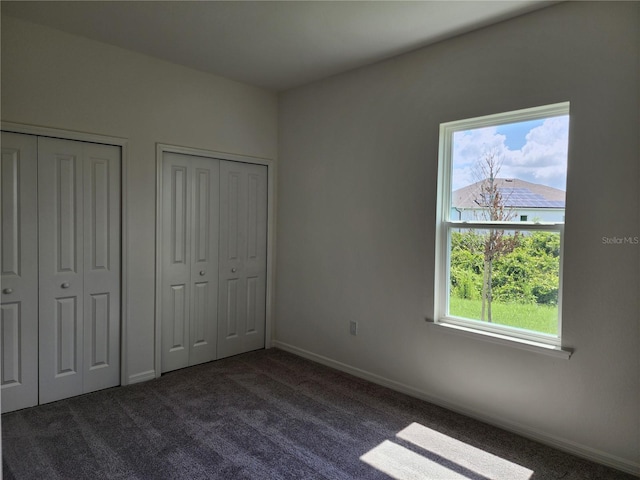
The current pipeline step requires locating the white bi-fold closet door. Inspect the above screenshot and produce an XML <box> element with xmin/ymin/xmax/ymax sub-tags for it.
<box><xmin>160</xmin><ymin>152</ymin><xmax>267</xmax><ymax>374</ymax></box>
<box><xmin>1</xmin><ymin>132</ymin><xmax>121</xmax><ymax>413</ymax></box>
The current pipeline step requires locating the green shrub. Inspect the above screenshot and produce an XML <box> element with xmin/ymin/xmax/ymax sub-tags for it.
<box><xmin>450</xmin><ymin>230</ymin><xmax>560</xmax><ymax>306</ymax></box>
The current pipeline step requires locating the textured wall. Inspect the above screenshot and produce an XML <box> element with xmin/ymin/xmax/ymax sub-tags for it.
<box><xmin>277</xmin><ymin>2</ymin><xmax>639</xmax><ymax>472</ymax></box>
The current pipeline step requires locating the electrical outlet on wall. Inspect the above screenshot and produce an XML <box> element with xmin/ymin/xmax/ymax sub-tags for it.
<box><xmin>349</xmin><ymin>321</ymin><xmax>358</xmax><ymax>336</ymax></box>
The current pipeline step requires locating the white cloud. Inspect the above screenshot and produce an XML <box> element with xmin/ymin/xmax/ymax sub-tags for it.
<box><xmin>451</xmin><ymin>126</ymin><xmax>505</xmax><ymax>190</ymax></box>
<box><xmin>452</xmin><ymin>116</ymin><xmax>569</xmax><ymax>191</ymax></box>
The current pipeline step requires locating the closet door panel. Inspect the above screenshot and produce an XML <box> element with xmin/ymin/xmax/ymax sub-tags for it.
<box><xmin>218</xmin><ymin>163</ymin><xmax>245</xmax><ymax>359</ymax></box>
<box><xmin>188</xmin><ymin>158</ymin><xmax>219</xmax><ymax>367</ymax></box>
<box><xmin>161</xmin><ymin>153</ymin><xmax>219</xmax><ymax>372</ymax></box>
<box><xmin>218</xmin><ymin>162</ymin><xmax>267</xmax><ymax>359</ymax></box>
<box><xmin>1</xmin><ymin>132</ymin><xmax>38</xmax><ymax>413</ymax></box>
<box><xmin>83</xmin><ymin>143</ymin><xmax>120</xmax><ymax>393</ymax></box>
<box><xmin>38</xmin><ymin>137</ymin><xmax>84</xmax><ymax>404</ymax></box>
<box><xmin>161</xmin><ymin>154</ymin><xmax>192</xmax><ymax>372</ymax></box>
<box><xmin>242</xmin><ymin>164</ymin><xmax>267</xmax><ymax>349</ymax></box>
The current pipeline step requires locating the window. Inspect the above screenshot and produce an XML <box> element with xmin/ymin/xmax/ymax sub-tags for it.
<box><xmin>434</xmin><ymin>103</ymin><xmax>570</xmax><ymax>349</ymax></box>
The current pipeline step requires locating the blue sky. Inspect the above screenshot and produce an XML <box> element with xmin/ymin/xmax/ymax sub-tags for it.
<box><xmin>495</xmin><ymin>119</ymin><xmax>544</xmax><ymax>150</ymax></box>
<box><xmin>451</xmin><ymin>115</ymin><xmax>569</xmax><ymax>191</ymax></box>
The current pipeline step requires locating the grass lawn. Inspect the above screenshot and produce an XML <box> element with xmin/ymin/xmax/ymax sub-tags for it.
<box><xmin>449</xmin><ymin>297</ymin><xmax>558</xmax><ymax>335</ymax></box>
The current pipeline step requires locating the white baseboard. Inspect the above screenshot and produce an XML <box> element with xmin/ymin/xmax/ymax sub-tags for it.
<box><xmin>127</xmin><ymin>370</ymin><xmax>156</xmax><ymax>385</ymax></box>
<box><xmin>272</xmin><ymin>340</ymin><xmax>640</xmax><ymax>477</ymax></box>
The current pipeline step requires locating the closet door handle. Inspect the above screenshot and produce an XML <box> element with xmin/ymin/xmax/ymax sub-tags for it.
<box><xmin>61</xmin><ymin>282</ymin><xmax>70</xmax><ymax>289</ymax></box>
<box><xmin>199</xmin><ymin>271</ymin><xmax>205</xmax><ymax>276</ymax></box>
<box><xmin>2</xmin><ymin>288</ymin><xmax>12</xmax><ymax>295</ymax></box>
<box><xmin>231</xmin><ymin>268</ymin><xmax>237</xmax><ymax>273</ymax></box>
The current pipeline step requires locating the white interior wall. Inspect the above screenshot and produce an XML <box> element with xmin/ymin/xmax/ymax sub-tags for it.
<box><xmin>2</xmin><ymin>2</ymin><xmax>639</xmax><ymax>475</ymax></box>
<box><xmin>276</xmin><ymin>2</ymin><xmax>639</xmax><ymax>473</ymax></box>
<box><xmin>1</xmin><ymin>15</ymin><xmax>278</xmax><ymax>383</ymax></box>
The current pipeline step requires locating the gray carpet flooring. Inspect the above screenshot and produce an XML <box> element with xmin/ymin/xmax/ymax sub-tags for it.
<box><xmin>2</xmin><ymin>348</ymin><xmax>635</xmax><ymax>479</ymax></box>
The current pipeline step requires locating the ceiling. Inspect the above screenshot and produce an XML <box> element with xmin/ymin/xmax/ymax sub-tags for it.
<box><xmin>2</xmin><ymin>1</ymin><xmax>555</xmax><ymax>91</ymax></box>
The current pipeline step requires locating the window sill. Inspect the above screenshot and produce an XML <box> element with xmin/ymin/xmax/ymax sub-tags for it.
<box><xmin>426</xmin><ymin>320</ymin><xmax>573</xmax><ymax>359</ymax></box>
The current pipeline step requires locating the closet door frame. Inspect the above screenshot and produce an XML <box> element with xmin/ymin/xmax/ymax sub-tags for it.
<box><xmin>154</xmin><ymin>143</ymin><xmax>275</xmax><ymax>378</ymax></box>
<box><xmin>1</xmin><ymin>121</ymin><xmax>130</xmax><ymax>387</ymax></box>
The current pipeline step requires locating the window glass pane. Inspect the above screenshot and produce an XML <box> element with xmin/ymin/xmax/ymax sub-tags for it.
<box><xmin>448</xmin><ymin>228</ymin><xmax>560</xmax><ymax>336</ymax></box>
<box><xmin>450</xmin><ymin>116</ymin><xmax>569</xmax><ymax>223</ymax></box>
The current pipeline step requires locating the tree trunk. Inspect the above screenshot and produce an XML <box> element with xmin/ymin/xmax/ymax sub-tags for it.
<box><xmin>481</xmin><ymin>259</ymin><xmax>490</xmax><ymax>321</ymax></box>
<box><xmin>487</xmin><ymin>258</ymin><xmax>493</xmax><ymax>323</ymax></box>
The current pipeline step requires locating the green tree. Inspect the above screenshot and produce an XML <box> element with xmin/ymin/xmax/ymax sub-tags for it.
<box><xmin>525</xmin><ymin>232</ymin><xmax>560</xmax><ymax>305</ymax></box>
<box><xmin>450</xmin><ymin>230</ymin><xmax>561</xmax><ymax>310</ymax></box>
<box><xmin>450</xmin><ymin>232</ymin><xmax>483</xmax><ymax>300</ymax></box>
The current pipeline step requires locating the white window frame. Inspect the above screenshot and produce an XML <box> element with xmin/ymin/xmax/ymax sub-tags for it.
<box><xmin>433</xmin><ymin>102</ymin><xmax>571</xmax><ymax>356</ymax></box>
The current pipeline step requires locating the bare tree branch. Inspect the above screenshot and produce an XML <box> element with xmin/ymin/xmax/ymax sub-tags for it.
<box><xmin>472</xmin><ymin>149</ymin><xmax>517</xmax><ymax>322</ymax></box>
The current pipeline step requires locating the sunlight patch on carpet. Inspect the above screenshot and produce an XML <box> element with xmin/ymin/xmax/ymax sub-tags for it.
<box><xmin>360</xmin><ymin>422</ymin><xmax>533</xmax><ymax>480</ymax></box>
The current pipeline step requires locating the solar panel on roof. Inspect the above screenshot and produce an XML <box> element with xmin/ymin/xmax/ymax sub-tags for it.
<box><xmin>454</xmin><ymin>183</ymin><xmax>565</xmax><ymax>209</ymax></box>
<box><xmin>498</xmin><ymin>186</ymin><xmax>565</xmax><ymax>208</ymax></box>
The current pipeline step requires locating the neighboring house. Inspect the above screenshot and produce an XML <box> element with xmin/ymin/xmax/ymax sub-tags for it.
<box><xmin>451</xmin><ymin>178</ymin><xmax>565</xmax><ymax>223</ymax></box>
